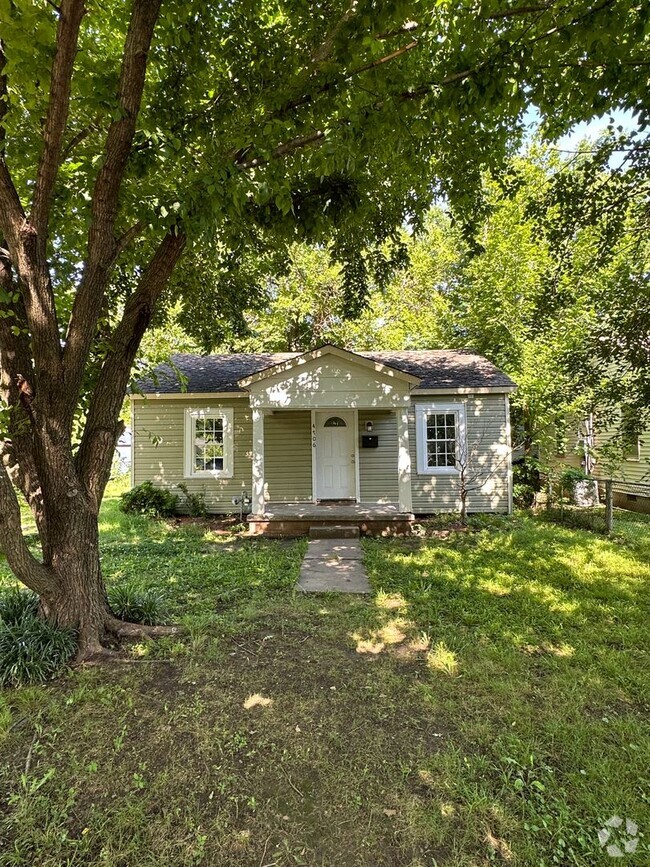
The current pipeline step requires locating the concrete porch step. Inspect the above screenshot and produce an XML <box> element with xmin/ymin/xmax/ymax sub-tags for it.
<box><xmin>309</xmin><ymin>524</ymin><xmax>360</xmax><ymax>539</ymax></box>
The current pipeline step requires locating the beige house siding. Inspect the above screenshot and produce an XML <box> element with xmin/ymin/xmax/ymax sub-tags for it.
<box><xmin>358</xmin><ymin>410</ymin><xmax>400</xmax><ymax>504</ymax></box>
<box><xmin>410</xmin><ymin>395</ymin><xmax>510</xmax><ymax>514</ymax></box>
<box><xmin>264</xmin><ymin>411</ymin><xmax>312</xmax><ymax>502</ymax></box>
<box><xmin>133</xmin><ymin>401</ymin><xmax>313</xmax><ymax>511</ymax></box>
<box><xmin>553</xmin><ymin>416</ymin><xmax>650</xmax><ymax>485</ymax></box>
<box><xmin>593</xmin><ymin>425</ymin><xmax>650</xmax><ymax>486</ymax></box>
<box><xmin>133</xmin><ymin>397</ymin><xmax>252</xmax><ymax>512</ymax></box>
<box><xmin>133</xmin><ymin>392</ymin><xmax>511</xmax><ymax>515</ymax></box>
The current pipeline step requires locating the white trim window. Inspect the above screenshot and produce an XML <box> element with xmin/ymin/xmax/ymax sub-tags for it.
<box><xmin>184</xmin><ymin>407</ymin><xmax>234</xmax><ymax>478</ymax></box>
<box><xmin>415</xmin><ymin>402</ymin><xmax>466</xmax><ymax>475</ymax></box>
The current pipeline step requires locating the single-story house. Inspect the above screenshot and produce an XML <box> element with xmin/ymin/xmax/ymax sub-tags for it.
<box><xmin>132</xmin><ymin>345</ymin><xmax>516</xmax><ymax>534</ymax></box>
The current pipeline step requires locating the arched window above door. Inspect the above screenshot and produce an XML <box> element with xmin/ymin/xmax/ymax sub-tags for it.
<box><xmin>323</xmin><ymin>416</ymin><xmax>347</xmax><ymax>428</ymax></box>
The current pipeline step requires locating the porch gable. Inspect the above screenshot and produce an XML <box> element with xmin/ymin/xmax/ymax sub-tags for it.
<box><xmin>240</xmin><ymin>345</ymin><xmax>418</xmax><ymax>409</ymax></box>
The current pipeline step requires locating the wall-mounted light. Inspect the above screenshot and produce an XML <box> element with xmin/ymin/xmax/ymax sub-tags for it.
<box><xmin>365</xmin><ymin>421</ymin><xmax>373</xmax><ymax>433</ymax></box>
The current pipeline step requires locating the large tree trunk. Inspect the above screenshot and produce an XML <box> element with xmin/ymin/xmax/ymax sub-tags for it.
<box><xmin>39</xmin><ymin>500</ymin><xmax>110</xmax><ymax>656</ymax></box>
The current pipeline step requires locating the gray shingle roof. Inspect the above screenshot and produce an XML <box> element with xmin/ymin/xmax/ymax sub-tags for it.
<box><xmin>135</xmin><ymin>349</ymin><xmax>516</xmax><ymax>394</ymax></box>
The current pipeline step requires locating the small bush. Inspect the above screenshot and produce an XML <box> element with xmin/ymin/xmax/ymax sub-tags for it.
<box><xmin>0</xmin><ymin>587</ymin><xmax>39</xmax><ymax>624</ymax></box>
<box><xmin>120</xmin><ymin>481</ymin><xmax>178</xmax><ymax>517</ymax></box>
<box><xmin>0</xmin><ymin>590</ymin><xmax>76</xmax><ymax>687</ymax></box>
<box><xmin>178</xmin><ymin>483</ymin><xmax>208</xmax><ymax>518</ymax></box>
<box><xmin>558</xmin><ymin>467</ymin><xmax>588</xmax><ymax>490</ymax></box>
<box><xmin>107</xmin><ymin>582</ymin><xmax>168</xmax><ymax>625</ymax></box>
<box><xmin>513</xmin><ymin>482</ymin><xmax>535</xmax><ymax>508</ymax></box>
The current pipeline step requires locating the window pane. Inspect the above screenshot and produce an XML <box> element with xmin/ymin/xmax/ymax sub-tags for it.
<box><xmin>324</xmin><ymin>416</ymin><xmax>347</xmax><ymax>428</ymax></box>
<box><xmin>193</xmin><ymin>416</ymin><xmax>226</xmax><ymax>473</ymax></box>
<box><xmin>422</xmin><ymin>409</ymin><xmax>460</xmax><ymax>469</ymax></box>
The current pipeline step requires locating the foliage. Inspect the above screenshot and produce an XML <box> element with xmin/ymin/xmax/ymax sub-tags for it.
<box><xmin>188</xmin><ymin>142</ymin><xmax>649</xmax><ymax>466</ymax></box>
<box><xmin>513</xmin><ymin>482</ymin><xmax>535</xmax><ymax>509</ymax></box>
<box><xmin>559</xmin><ymin>466</ymin><xmax>589</xmax><ymax>490</ymax></box>
<box><xmin>177</xmin><ymin>483</ymin><xmax>208</xmax><ymax>518</ymax></box>
<box><xmin>0</xmin><ymin>589</ymin><xmax>76</xmax><ymax>687</ymax></box>
<box><xmin>119</xmin><ymin>481</ymin><xmax>178</xmax><ymax>518</ymax></box>
<box><xmin>4</xmin><ymin>0</ymin><xmax>649</xmax><ymax>386</ymax></box>
<box><xmin>107</xmin><ymin>582</ymin><xmax>168</xmax><ymax>626</ymax></box>
<box><xmin>0</xmin><ymin>586</ymin><xmax>39</xmax><ymax>624</ymax></box>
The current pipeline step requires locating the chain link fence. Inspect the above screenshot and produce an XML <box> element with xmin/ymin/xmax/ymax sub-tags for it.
<box><xmin>540</xmin><ymin>479</ymin><xmax>650</xmax><ymax>548</ymax></box>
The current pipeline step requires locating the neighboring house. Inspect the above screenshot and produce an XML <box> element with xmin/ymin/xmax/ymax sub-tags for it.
<box><xmin>132</xmin><ymin>345</ymin><xmax>516</xmax><ymax>534</ymax></box>
<box><xmin>561</xmin><ymin>413</ymin><xmax>650</xmax><ymax>513</ymax></box>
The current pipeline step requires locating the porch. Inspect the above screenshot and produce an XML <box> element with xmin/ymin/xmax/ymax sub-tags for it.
<box><xmin>248</xmin><ymin>501</ymin><xmax>415</xmax><ymax>537</ymax></box>
<box><xmin>240</xmin><ymin>346</ymin><xmax>420</xmax><ymax>535</ymax></box>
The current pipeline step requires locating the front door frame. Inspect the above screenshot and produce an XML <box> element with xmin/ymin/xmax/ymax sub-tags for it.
<box><xmin>311</xmin><ymin>409</ymin><xmax>360</xmax><ymax>502</ymax></box>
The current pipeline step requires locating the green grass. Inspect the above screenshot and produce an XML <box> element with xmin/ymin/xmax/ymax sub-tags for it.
<box><xmin>0</xmin><ymin>488</ymin><xmax>648</xmax><ymax>866</ymax></box>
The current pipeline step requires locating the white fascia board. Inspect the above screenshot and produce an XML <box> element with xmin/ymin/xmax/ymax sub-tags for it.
<box><xmin>131</xmin><ymin>391</ymin><xmax>248</xmax><ymax>400</ymax></box>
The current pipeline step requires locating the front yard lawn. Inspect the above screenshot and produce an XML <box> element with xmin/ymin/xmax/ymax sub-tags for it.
<box><xmin>1</xmin><ymin>490</ymin><xmax>648</xmax><ymax>866</ymax></box>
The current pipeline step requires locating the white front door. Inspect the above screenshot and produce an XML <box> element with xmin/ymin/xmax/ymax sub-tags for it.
<box><xmin>315</xmin><ymin>411</ymin><xmax>356</xmax><ymax>500</ymax></box>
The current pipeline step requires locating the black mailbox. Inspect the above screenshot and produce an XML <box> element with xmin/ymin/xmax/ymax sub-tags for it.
<box><xmin>361</xmin><ymin>435</ymin><xmax>379</xmax><ymax>448</ymax></box>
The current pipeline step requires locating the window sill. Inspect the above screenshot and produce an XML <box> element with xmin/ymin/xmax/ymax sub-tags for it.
<box><xmin>417</xmin><ymin>467</ymin><xmax>459</xmax><ymax>476</ymax></box>
<box><xmin>185</xmin><ymin>471</ymin><xmax>233</xmax><ymax>480</ymax></box>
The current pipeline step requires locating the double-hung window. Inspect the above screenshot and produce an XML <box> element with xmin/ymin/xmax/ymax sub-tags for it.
<box><xmin>415</xmin><ymin>403</ymin><xmax>466</xmax><ymax>475</ymax></box>
<box><xmin>184</xmin><ymin>407</ymin><xmax>234</xmax><ymax>478</ymax></box>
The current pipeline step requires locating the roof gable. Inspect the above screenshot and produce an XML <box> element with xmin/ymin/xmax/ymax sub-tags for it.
<box><xmin>238</xmin><ymin>344</ymin><xmax>421</xmax><ymax>388</ymax></box>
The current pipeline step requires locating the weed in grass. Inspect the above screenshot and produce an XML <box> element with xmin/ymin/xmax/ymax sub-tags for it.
<box><xmin>427</xmin><ymin>640</ymin><xmax>459</xmax><ymax>677</ymax></box>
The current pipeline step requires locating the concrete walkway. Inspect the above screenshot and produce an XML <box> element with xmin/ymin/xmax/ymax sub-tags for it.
<box><xmin>296</xmin><ymin>539</ymin><xmax>372</xmax><ymax>594</ymax></box>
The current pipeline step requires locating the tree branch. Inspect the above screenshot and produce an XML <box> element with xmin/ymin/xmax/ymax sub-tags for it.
<box><xmin>0</xmin><ymin>251</ymin><xmax>52</xmax><ymax>560</ymax></box>
<box><xmin>351</xmin><ymin>39</ymin><xmax>419</xmax><ymax>76</ymax></box>
<box><xmin>30</xmin><ymin>0</ymin><xmax>86</xmax><ymax>242</ymax></box>
<box><xmin>0</xmin><ymin>43</ymin><xmax>25</xmax><ymax>242</ymax></box>
<box><xmin>75</xmin><ymin>229</ymin><xmax>186</xmax><ymax>508</ymax></box>
<box><xmin>63</xmin><ymin>0</ymin><xmax>163</xmax><ymax>404</ymax></box>
<box><xmin>484</xmin><ymin>3</ymin><xmax>553</xmax><ymax>20</ymax></box>
<box><xmin>0</xmin><ymin>454</ymin><xmax>56</xmax><ymax>597</ymax></box>
<box><xmin>0</xmin><ymin>47</ymin><xmax>64</xmax><ymax>394</ymax></box>
<box><xmin>115</xmin><ymin>220</ymin><xmax>144</xmax><ymax>256</ymax></box>
<box><xmin>0</xmin><ymin>38</ymin><xmax>7</xmax><ymax>153</ymax></box>
<box><xmin>311</xmin><ymin>1</ymin><xmax>358</xmax><ymax>65</ymax></box>
<box><xmin>238</xmin><ymin>130</ymin><xmax>327</xmax><ymax>169</ymax></box>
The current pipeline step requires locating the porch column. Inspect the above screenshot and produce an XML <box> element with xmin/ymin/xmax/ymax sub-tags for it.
<box><xmin>396</xmin><ymin>407</ymin><xmax>413</xmax><ymax>513</ymax></box>
<box><xmin>252</xmin><ymin>408</ymin><xmax>265</xmax><ymax>515</ymax></box>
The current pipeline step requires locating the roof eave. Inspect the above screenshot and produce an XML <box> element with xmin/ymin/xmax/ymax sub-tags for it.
<box><xmin>413</xmin><ymin>385</ymin><xmax>517</xmax><ymax>395</ymax></box>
